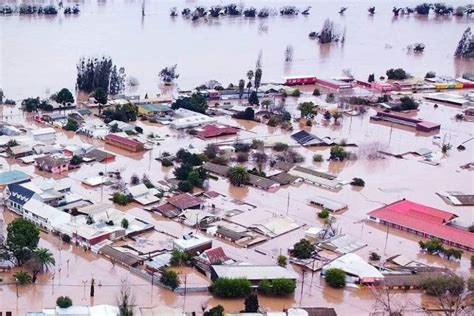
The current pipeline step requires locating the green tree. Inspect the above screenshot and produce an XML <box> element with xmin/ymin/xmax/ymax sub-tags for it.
<box><xmin>160</xmin><ymin>269</ymin><xmax>180</xmax><ymax>290</ymax></box>
<box><xmin>211</xmin><ymin>278</ymin><xmax>252</xmax><ymax>298</ymax></box>
<box><xmin>318</xmin><ymin>209</ymin><xmax>330</xmax><ymax>219</ymax></box>
<box><xmin>298</xmin><ymin>101</ymin><xmax>316</xmax><ymax>119</ymax></box>
<box><xmin>313</xmin><ymin>154</ymin><xmax>323</xmax><ymax>162</ymax></box>
<box><xmin>313</xmin><ymin>88</ymin><xmax>321</xmax><ymax>96</ymax></box>
<box><xmin>159</xmin><ymin>64</ymin><xmax>179</xmax><ymax>84</ymax></box>
<box><xmin>204</xmin><ymin>305</ymin><xmax>225</xmax><ymax>316</ymax></box>
<box><xmin>13</xmin><ymin>271</ymin><xmax>33</xmax><ymax>285</ymax></box>
<box><xmin>22</xmin><ymin>97</ymin><xmax>41</xmax><ymax>112</ymax></box>
<box><xmin>238</xmin><ymin>79</ymin><xmax>245</xmax><ymax>99</ymax></box>
<box><xmin>112</xmin><ymin>193</ymin><xmax>130</xmax><ymax>206</ymax></box>
<box><xmin>277</xmin><ymin>255</ymin><xmax>288</xmax><ymax>267</ymax></box>
<box><xmin>93</xmin><ymin>87</ymin><xmax>108</xmax><ymax>105</ymax></box>
<box><xmin>55</xmin><ymin>88</ymin><xmax>74</xmax><ymax>104</ymax></box>
<box><xmin>258</xmin><ymin>279</ymin><xmax>296</xmax><ymax>295</ymax></box>
<box><xmin>70</xmin><ymin>155</ymin><xmax>83</xmax><ymax>165</ymax></box>
<box><xmin>325</xmin><ymin>268</ymin><xmax>346</xmax><ymax>288</ymax></box>
<box><xmin>421</xmin><ymin>275</ymin><xmax>466</xmax><ymax>314</ymax></box>
<box><xmin>121</xmin><ymin>218</ymin><xmax>129</xmax><ymax>229</ymax></box>
<box><xmin>170</xmin><ymin>249</ymin><xmax>191</xmax><ymax>266</ymax></box>
<box><xmin>233</xmin><ymin>107</ymin><xmax>255</xmax><ymax>120</ymax></box>
<box><xmin>56</xmin><ymin>296</ymin><xmax>73</xmax><ymax>308</ymax></box>
<box><xmin>178</xmin><ymin>181</ymin><xmax>193</xmax><ymax>192</ymax></box>
<box><xmin>64</xmin><ymin>118</ymin><xmax>79</xmax><ymax>131</ymax></box>
<box><xmin>187</xmin><ymin>169</ymin><xmax>204</xmax><ymax>187</ymax></box>
<box><xmin>228</xmin><ymin>166</ymin><xmax>250</xmax><ymax>186</ymax></box>
<box><xmin>272</xmin><ymin>142</ymin><xmax>289</xmax><ymax>152</ymax></box>
<box><xmin>386</xmin><ymin>68</ymin><xmax>409</xmax><ymax>80</ymax></box>
<box><xmin>329</xmin><ymin>145</ymin><xmax>349</xmax><ymax>161</ymax></box>
<box><xmin>7</xmin><ymin>219</ymin><xmax>40</xmax><ymax>266</ymax></box>
<box><xmin>368</xmin><ymin>74</ymin><xmax>375</xmax><ymax>82</ymax></box>
<box><xmin>248</xmin><ymin>91</ymin><xmax>259</xmax><ymax>105</ymax></box>
<box><xmin>172</xmin><ymin>94</ymin><xmax>208</xmax><ymax>114</ymax></box>
<box><xmin>292</xmin><ymin>239</ymin><xmax>314</xmax><ymax>259</ymax></box>
<box><xmin>244</xmin><ymin>292</ymin><xmax>259</xmax><ymax>312</ymax></box>
<box><xmin>351</xmin><ymin>178</ymin><xmax>365</xmax><ymax>187</ymax></box>
<box><xmin>174</xmin><ymin>164</ymin><xmax>192</xmax><ymax>180</ymax></box>
<box><xmin>28</xmin><ymin>248</ymin><xmax>55</xmax><ymax>283</ymax></box>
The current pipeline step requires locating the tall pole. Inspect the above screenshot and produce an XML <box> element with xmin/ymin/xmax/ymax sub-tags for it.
<box><xmin>299</xmin><ymin>269</ymin><xmax>305</xmax><ymax>307</ymax></box>
<box><xmin>286</xmin><ymin>192</ymin><xmax>290</xmax><ymax>216</ymax></box>
<box><xmin>383</xmin><ymin>224</ymin><xmax>390</xmax><ymax>255</ymax></box>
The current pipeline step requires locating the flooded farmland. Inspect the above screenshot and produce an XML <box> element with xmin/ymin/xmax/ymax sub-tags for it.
<box><xmin>1</xmin><ymin>0</ymin><xmax>474</xmax><ymax>315</ymax></box>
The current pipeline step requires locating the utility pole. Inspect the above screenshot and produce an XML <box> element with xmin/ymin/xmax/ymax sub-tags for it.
<box><xmin>286</xmin><ymin>192</ymin><xmax>290</xmax><ymax>216</ymax></box>
<box><xmin>182</xmin><ymin>274</ymin><xmax>188</xmax><ymax>310</ymax></box>
<box><xmin>383</xmin><ymin>225</ymin><xmax>390</xmax><ymax>255</ymax></box>
<box><xmin>299</xmin><ymin>269</ymin><xmax>305</xmax><ymax>306</ymax></box>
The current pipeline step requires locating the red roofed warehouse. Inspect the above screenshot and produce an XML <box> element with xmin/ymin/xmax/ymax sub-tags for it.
<box><xmin>105</xmin><ymin>134</ymin><xmax>144</xmax><ymax>152</ymax></box>
<box><xmin>197</xmin><ymin>125</ymin><xmax>238</xmax><ymax>139</ymax></box>
<box><xmin>367</xmin><ymin>200</ymin><xmax>474</xmax><ymax>252</ymax></box>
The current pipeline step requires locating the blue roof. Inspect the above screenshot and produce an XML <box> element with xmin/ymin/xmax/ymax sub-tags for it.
<box><xmin>7</xmin><ymin>183</ymin><xmax>36</xmax><ymax>206</ymax></box>
<box><xmin>0</xmin><ymin>170</ymin><xmax>31</xmax><ymax>185</ymax></box>
<box><xmin>140</xmin><ymin>103</ymin><xmax>172</xmax><ymax>113</ymax></box>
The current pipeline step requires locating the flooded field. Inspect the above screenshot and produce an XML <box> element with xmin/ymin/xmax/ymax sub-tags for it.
<box><xmin>1</xmin><ymin>0</ymin><xmax>473</xmax><ymax>99</ymax></box>
<box><xmin>1</xmin><ymin>0</ymin><xmax>474</xmax><ymax>315</ymax></box>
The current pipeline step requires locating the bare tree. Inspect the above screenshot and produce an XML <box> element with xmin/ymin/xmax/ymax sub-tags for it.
<box><xmin>285</xmin><ymin>45</ymin><xmax>294</xmax><ymax>62</ymax></box>
<box><xmin>371</xmin><ymin>287</ymin><xmax>410</xmax><ymax>316</ymax></box>
<box><xmin>117</xmin><ymin>280</ymin><xmax>135</xmax><ymax>316</ymax></box>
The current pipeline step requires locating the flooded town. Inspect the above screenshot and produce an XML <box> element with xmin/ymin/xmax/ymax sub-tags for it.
<box><xmin>0</xmin><ymin>1</ymin><xmax>473</xmax><ymax>315</ymax></box>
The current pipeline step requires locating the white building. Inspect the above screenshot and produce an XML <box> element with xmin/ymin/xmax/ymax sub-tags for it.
<box><xmin>126</xmin><ymin>183</ymin><xmax>160</xmax><ymax>205</ymax></box>
<box><xmin>22</xmin><ymin>199</ymin><xmax>71</xmax><ymax>232</ymax></box>
<box><xmin>29</xmin><ymin>127</ymin><xmax>56</xmax><ymax>142</ymax></box>
<box><xmin>322</xmin><ymin>253</ymin><xmax>384</xmax><ymax>285</ymax></box>
<box><xmin>170</xmin><ymin>114</ymin><xmax>216</xmax><ymax>129</ymax></box>
<box><xmin>77</xmin><ymin>122</ymin><xmax>110</xmax><ymax>139</ymax></box>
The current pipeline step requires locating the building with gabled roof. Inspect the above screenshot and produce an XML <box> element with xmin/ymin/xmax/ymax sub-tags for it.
<box><xmin>367</xmin><ymin>199</ymin><xmax>474</xmax><ymax>251</ymax></box>
<box><xmin>105</xmin><ymin>134</ymin><xmax>144</xmax><ymax>152</ymax></box>
<box><xmin>210</xmin><ymin>265</ymin><xmax>298</xmax><ymax>283</ymax></box>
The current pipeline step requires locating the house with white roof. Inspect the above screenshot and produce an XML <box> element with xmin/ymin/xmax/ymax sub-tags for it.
<box><xmin>321</xmin><ymin>253</ymin><xmax>384</xmax><ymax>285</ymax></box>
<box><xmin>125</xmin><ymin>183</ymin><xmax>160</xmax><ymax>205</ymax></box>
<box><xmin>22</xmin><ymin>199</ymin><xmax>71</xmax><ymax>232</ymax></box>
<box><xmin>29</xmin><ymin>127</ymin><xmax>56</xmax><ymax>142</ymax></box>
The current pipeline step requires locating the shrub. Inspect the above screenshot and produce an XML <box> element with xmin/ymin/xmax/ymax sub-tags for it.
<box><xmin>259</xmin><ymin>278</ymin><xmax>296</xmax><ymax>296</ymax></box>
<box><xmin>204</xmin><ymin>305</ymin><xmax>225</xmax><ymax>316</ymax></box>
<box><xmin>233</xmin><ymin>142</ymin><xmax>252</xmax><ymax>153</ymax></box>
<box><xmin>121</xmin><ymin>218</ymin><xmax>129</xmax><ymax>229</ymax></box>
<box><xmin>313</xmin><ymin>89</ymin><xmax>321</xmax><ymax>96</ymax></box>
<box><xmin>61</xmin><ymin>234</ymin><xmax>71</xmax><ymax>244</ymax></box>
<box><xmin>211</xmin><ymin>278</ymin><xmax>252</xmax><ymax>298</ymax></box>
<box><xmin>160</xmin><ymin>269</ymin><xmax>180</xmax><ymax>290</ymax></box>
<box><xmin>272</xmin><ymin>142</ymin><xmax>289</xmax><ymax>152</ymax></box>
<box><xmin>251</xmin><ymin>139</ymin><xmax>264</xmax><ymax>150</ymax></box>
<box><xmin>425</xmin><ymin>71</ymin><xmax>436</xmax><ymax>79</ymax></box>
<box><xmin>56</xmin><ymin>296</ymin><xmax>73</xmax><ymax>308</ymax></box>
<box><xmin>161</xmin><ymin>158</ymin><xmax>173</xmax><ymax>167</ymax></box>
<box><xmin>64</xmin><ymin>118</ymin><xmax>79</xmax><ymax>131</ymax></box>
<box><xmin>70</xmin><ymin>155</ymin><xmax>83</xmax><ymax>166</ymax></box>
<box><xmin>292</xmin><ymin>239</ymin><xmax>315</xmax><ymax>259</ymax></box>
<box><xmin>112</xmin><ymin>193</ymin><xmax>130</xmax><ymax>205</ymax></box>
<box><xmin>211</xmin><ymin>156</ymin><xmax>229</xmax><ymax>166</ymax></box>
<box><xmin>422</xmin><ymin>275</ymin><xmax>465</xmax><ymax>297</ymax></box>
<box><xmin>233</xmin><ymin>107</ymin><xmax>255</xmax><ymax>120</ymax></box>
<box><xmin>370</xmin><ymin>252</ymin><xmax>381</xmax><ymax>261</ymax></box>
<box><xmin>329</xmin><ymin>145</ymin><xmax>348</xmax><ymax>161</ymax></box>
<box><xmin>318</xmin><ymin>209</ymin><xmax>330</xmax><ymax>219</ymax></box>
<box><xmin>397</xmin><ymin>96</ymin><xmax>419</xmax><ymax>111</ymax></box>
<box><xmin>291</xmin><ymin>89</ymin><xmax>301</xmax><ymax>97</ymax></box>
<box><xmin>351</xmin><ymin>178</ymin><xmax>365</xmax><ymax>187</ymax></box>
<box><xmin>386</xmin><ymin>68</ymin><xmax>409</xmax><ymax>80</ymax></box>
<box><xmin>325</xmin><ymin>268</ymin><xmax>346</xmax><ymax>288</ymax></box>
<box><xmin>170</xmin><ymin>249</ymin><xmax>192</xmax><ymax>266</ymax></box>
<box><xmin>178</xmin><ymin>181</ymin><xmax>193</xmax><ymax>192</ymax></box>
<box><xmin>277</xmin><ymin>255</ymin><xmax>287</xmax><ymax>267</ymax></box>
<box><xmin>313</xmin><ymin>154</ymin><xmax>323</xmax><ymax>162</ymax></box>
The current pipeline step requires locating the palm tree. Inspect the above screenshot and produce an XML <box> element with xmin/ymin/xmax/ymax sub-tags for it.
<box><xmin>14</xmin><ymin>271</ymin><xmax>32</xmax><ymax>285</ymax></box>
<box><xmin>28</xmin><ymin>248</ymin><xmax>55</xmax><ymax>283</ymax></box>
<box><xmin>228</xmin><ymin>166</ymin><xmax>250</xmax><ymax>186</ymax></box>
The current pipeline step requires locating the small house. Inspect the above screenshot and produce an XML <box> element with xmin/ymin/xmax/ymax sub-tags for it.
<box><xmin>138</xmin><ymin>103</ymin><xmax>172</xmax><ymax>116</ymax></box>
<box><xmin>29</xmin><ymin>127</ymin><xmax>56</xmax><ymax>142</ymax></box>
<box><xmin>8</xmin><ymin>144</ymin><xmax>34</xmax><ymax>159</ymax></box>
<box><xmin>173</xmin><ymin>232</ymin><xmax>212</xmax><ymax>255</ymax></box>
<box><xmin>126</xmin><ymin>183</ymin><xmax>160</xmax><ymax>205</ymax></box>
<box><xmin>321</xmin><ymin>253</ymin><xmax>384</xmax><ymax>285</ymax></box>
<box><xmin>34</xmin><ymin>156</ymin><xmax>70</xmax><ymax>174</ymax></box>
<box><xmin>104</xmin><ymin>134</ymin><xmax>144</xmax><ymax>152</ymax></box>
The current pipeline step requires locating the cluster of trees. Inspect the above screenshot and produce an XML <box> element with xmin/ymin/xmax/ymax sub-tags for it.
<box><xmin>309</xmin><ymin>19</ymin><xmax>344</xmax><ymax>44</ymax></box>
<box><xmin>2</xmin><ymin>219</ymin><xmax>55</xmax><ymax>285</ymax></box>
<box><xmin>0</xmin><ymin>4</ymin><xmax>80</xmax><ymax>15</ymax></box>
<box><xmin>386</xmin><ymin>68</ymin><xmax>410</xmax><ymax>80</ymax></box>
<box><xmin>329</xmin><ymin>145</ymin><xmax>349</xmax><ymax>161</ymax></box>
<box><xmin>76</xmin><ymin>57</ymin><xmax>126</xmax><ymax>95</ymax></box>
<box><xmin>103</xmin><ymin>103</ymin><xmax>138</xmax><ymax>123</ymax></box>
<box><xmin>172</xmin><ymin>94</ymin><xmax>208</xmax><ymax>114</ymax></box>
<box><xmin>292</xmin><ymin>238</ymin><xmax>315</xmax><ymax>259</ymax></box>
<box><xmin>392</xmin><ymin>96</ymin><xmax>419</xmax><ymax>111</ymax></box>
<box><xmin>159</xmin><ymin>65</ymin><xmax>179</xmax><ymax>84</ymax></box>
<box><xmin>173</xmin><ymin>4</ymin><xmax>309</xmax><ymax>21</ymax></box>
<box><xmin>392</xmin><ymin>4</ymin><xmax>473</xmax><ymax>17</ymax></box>
<box><xmin>160</xmin><ymin>269</ymin><xmax>180</xmax><ymax>290</ymax></box>
<box><xmin>419</xmin><ymin>239</ymin><xmax>463</xmax><ymax>260</ymax></box>
<box><xmin>21</xmin><ymin>97</ymin><xmax>53</xmax><ymax>112</ymax></box>
<box><xmin>233</xmin><ymin>107</ymin><xmax>255</xmax><ymax>121</ymax></box>
<box><xmin>210</xmin><ymin>277</ymin><xmax>296</xmax><ymax>298</ymax></box>
<box><xmin>455</xmin><ymin>27</ymin><xmax>474</xmax><ymax>58</ymax></box>
<box><xmin>174</xmin><ymin>148</ymin><xmax>208</xmax><ymax>192</ymax></box>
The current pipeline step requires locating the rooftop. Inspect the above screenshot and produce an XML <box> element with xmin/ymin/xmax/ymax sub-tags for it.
<box><xmin>167</xmin><ymin>193</ymin><xmax>204</xmax><ymax>210</ymax></box>
<box><xmin>211</xmin><ymin>265</ymin><xmax>298</xmax><ymax>281</ymax></box>
<box><xmin>0</xmin><ymin>170</ymin><xmax>31</xmax><ymax>185</ymax></box>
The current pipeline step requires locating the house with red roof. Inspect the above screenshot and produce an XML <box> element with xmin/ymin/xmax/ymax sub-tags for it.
<box><xmin>104</xmin><ymin>134</ymin><xmax>144</xmax><ymax>152</ymax></box>
<box><xmin>367</xmin><ymin>199</ymin><xmax>474</xmax><ymax>252</ymax></box>
<box><xmin>196</xmin><ymin>124</ymin><xmax>238</xmax><ymax>139</ymax></box>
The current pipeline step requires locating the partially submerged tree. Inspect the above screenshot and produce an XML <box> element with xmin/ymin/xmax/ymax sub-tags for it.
<box><xmin>55</xmin><ymin>88</ymin><xmax>74</xmax><ymax>104</ymax></box>
<box><xmin>228</xmin><ymin>166</ymin><xmax>250</xmax><ymax>186</ymax></box>
<box><xmin>244</xmin><ymin>292</ymin><xmax>259</xmax><ymax>312</ymax></box>
<box><xmin>454</xmin><ymin>27</ymin><xmax>474</xmax><ymax>58</ymax></box>
<box><xmin>117</xmin><ymin>281</ymin><xmax>135</xmax><ymax>316</ymax></box>
<box><xmin>159</xmin><ymin>64</ymin><xmax>179</xmax><ymax>84</ymax></box>
<box><xmin>7</xmin><ymin>219</ymin><xmax>40</xmax><ymax>266</ymax></box>
<box><xmin>421</xmin><ymin>275</ymin><xmax>469</xmax><ymax>315</ymax></box>
<box><xmin>292</xmin><ymin>239</ymin><xmax>314</xmax><ymax>259</ymax></box>
<box><xmin>325</xmin><ymin>268</ymin><xmax>346</xmax><ymax>288</ymax></box>
<box><xmin>27</xmin><ymin>248</ymin><xmax>55</xmax><ymax>283</ymax></box>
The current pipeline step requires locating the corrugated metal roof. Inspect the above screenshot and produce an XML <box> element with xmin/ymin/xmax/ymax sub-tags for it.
<box><xmin>211</xmin><ymin>265</ymin><xmax>298</xmax><ymax>280</ymax></box>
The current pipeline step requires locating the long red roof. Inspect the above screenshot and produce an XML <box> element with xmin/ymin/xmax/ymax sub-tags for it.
<box><xmin>197</xmin><ymin>125</ymin><xmax>238</xmax><ymax>139</ymax></box>
<box><xmin>368</xmin><ymin>200</ymin><xmax>473</xmax><ymax>250</ymax></box>
<box><xmin>105</xmin><ymin>134</ymin><xmax>143</xmax><ymax>147</ymax></box>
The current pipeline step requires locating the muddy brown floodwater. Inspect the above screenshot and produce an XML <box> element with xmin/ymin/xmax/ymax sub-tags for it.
<box><xmin>1</xmin><ymin>0</ymin><xmax>474</xmax><ymax>314</ymax></box>
<box><xmin>1</xmin><ymin>0</ymin><xmax>473</xmax><ymax>99</ymax></box>
<box><xmin>0</xmin><ymin>88</ymin><xmax>473</xmax><ymax>314</ymax></box>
